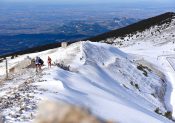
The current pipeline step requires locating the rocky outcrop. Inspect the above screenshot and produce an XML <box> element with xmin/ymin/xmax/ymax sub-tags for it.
<box><xmin>9</xmin><ymin>58</ymin><xmax>32</xmax><ymax>73</ymax></box>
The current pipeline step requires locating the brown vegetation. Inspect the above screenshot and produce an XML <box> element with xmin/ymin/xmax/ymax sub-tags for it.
<box><xmin>34</xmin><ymin>100</ymin><xmax>114</xmax><ymax>123</ymax></box>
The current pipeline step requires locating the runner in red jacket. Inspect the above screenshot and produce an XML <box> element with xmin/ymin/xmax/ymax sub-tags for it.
<box><xmin>48</xmin><ymin>56</ymin><xmax>52</xmax><ymax>68</ymax></box>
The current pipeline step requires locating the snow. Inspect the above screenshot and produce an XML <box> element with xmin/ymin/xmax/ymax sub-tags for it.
<box><xmin>119</xmin><ymin>38</ymin><xmax>175</xmax><ymax>119</ymax></box>
<box><xmin>40</xmin><ymin>42</ymin><xmax>172</xmax><ymax>123</ymax></box>
<box><xmin>0</xmin><ymin>41</ymin><xmax>173</xmax><ymax>123</ymax></box>
<box><xmin>112</xmin><ymin>17</ymin><xmax>175</xmax><ymax>119</ymax></box>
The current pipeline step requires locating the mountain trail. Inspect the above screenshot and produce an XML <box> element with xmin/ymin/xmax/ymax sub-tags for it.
<box><xmin>0</xmin><ymin>67</ymin><xmax>50</xmax><ymax>122</ymax></box>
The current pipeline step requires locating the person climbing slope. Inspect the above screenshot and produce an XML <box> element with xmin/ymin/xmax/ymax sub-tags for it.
<box><xmin>35</xmin><ymin>56</ymin><xmax>44</xmax><ymax>72</ymax></box>
<box><xmin>35</xmin><ymin>56</ymin><xmax>40</xmax><ymax>72</ymax></box>
<box><xmin>48</xmin><ymin>56</ymin><xmax>52</xmax><ymax>68</ymax></box>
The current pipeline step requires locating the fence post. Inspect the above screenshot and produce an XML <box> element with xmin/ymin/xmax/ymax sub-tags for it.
<box><xmin>5</xmin><ymin>58</ymin><xmax>8</xmax><ymax>79</ymax></box>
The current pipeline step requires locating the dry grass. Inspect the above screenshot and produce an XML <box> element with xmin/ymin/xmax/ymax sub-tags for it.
<box><xmin>34</xmin><ymin>100</ymin><xmax>114</xmax><ymax>123</ymax></box>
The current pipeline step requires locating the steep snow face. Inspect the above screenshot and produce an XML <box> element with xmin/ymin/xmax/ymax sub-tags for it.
<box><xmin>40</xmin><ymin>42</ymin><xmax>172</xmax><ymax>123</ymax></box>
<box><xmin>110</xmin><ymin>16</ymin><xmax>175</xmax><ymax>119</ymax></box>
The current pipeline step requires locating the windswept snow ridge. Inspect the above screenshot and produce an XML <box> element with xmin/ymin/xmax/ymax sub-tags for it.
<box><xmin>0</xmin><ymin>41</ymin><xmax>173</xmax><ymax>123</ymax></box>
<box><xmin>42</xmin><ymin>42</ymin><xmax>172</xmax><ymax>123</ymax></box>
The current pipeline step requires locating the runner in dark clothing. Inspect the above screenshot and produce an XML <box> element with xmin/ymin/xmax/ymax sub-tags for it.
<box><xmin>35</xmin><ymin>56</ymin><xmax>40</xmax><ymax>72</ymax></box>
<box><xmin>35</xmin><ymin>56</ymin><xmax>44</xmax><ymax>72</ymax></box>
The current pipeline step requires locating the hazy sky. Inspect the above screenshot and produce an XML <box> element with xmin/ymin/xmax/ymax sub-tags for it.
<box><xmin>1</xmin><ymin>0</ymin><xmax>175</xmax><ymax>9</ymax></box>
<box><xmin>1</xmin><ymin>0</ymin><xmax>175</xmax><ymax>4</ymax></box>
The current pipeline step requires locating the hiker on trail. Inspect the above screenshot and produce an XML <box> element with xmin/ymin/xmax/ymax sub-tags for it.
<box><xmin>35</xmin><ymin>56</ymin><xmax>40</xmax><ymax>72</ymax></box>
<box><xmin>39</xmin><ymin>57</ymin><xmax>44</xmax><ymax>66</ymax></box>
<box><xmin>35</xmin><ymin>56</ymin><xmax>44</xmax><ymax>72</ymax></box>
<box><xmin>48</xmin><ymin>56</ymin><xmax>52</xmax><ymax>68</ymax></box>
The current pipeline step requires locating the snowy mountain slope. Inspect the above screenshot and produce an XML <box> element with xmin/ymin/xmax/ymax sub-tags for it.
<box><xmin>118</xmin><ymin>42</ymin><xmax>175</xmax><ymax>120</ymax></box>
<box><xmin>0</xmin><ymin>41</ymin><xmax>173</xmax><ymax>123</ymax></box>
<box><xmin>96</xmin><ymin>12</ymin><xmax>175</xmax><ymax>120</ymax></box>
<box><xmin>112</xmin><ymin>14</ymin><xmax>175</xmax><ymax>48</ymax></box>
<box><xmin>35</xmin><ymin>42</ymin><xmax>174</xmax><ymax>123</ymax></box>
<box><xmin>88</xmin><ymin>12</ymin><xmax>175</xmax><ymax>42</ymax></box>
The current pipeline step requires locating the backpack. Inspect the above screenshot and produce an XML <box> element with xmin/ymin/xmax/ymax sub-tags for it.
<box><xmin>39</xmin><ymin>58</ymin><xmax>44</xmax><ymax>65</ymax></box>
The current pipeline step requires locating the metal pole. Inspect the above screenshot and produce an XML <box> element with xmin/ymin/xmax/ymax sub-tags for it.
<box><xmin>5</xmin><ymin>58</ymin><xmax>8</xmax><ymax>79</ymax></box>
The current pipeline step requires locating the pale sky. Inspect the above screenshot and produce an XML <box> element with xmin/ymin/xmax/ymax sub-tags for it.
<box><xmin>1</xmin><ymin>0</ymin><xmax>175</xmax><ymax>4</ymax></box>
<box><xmin>1</xmin><ymin>0</ymin><xmax>175</xmax><ymax>8</ymax></box>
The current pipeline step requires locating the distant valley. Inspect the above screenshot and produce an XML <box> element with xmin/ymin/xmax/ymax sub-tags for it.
<box><xmin>0</xmin><ymin>17</ymin><xmax>139</xmax><ymax>56</ymax></box>
<box><xmin>1</xmin><ymin>3</ymin><xmax>174</xmax><ymax>57</ymax></box>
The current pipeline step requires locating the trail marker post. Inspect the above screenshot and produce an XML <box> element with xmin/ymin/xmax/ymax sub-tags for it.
<box><xmin>5</xmin><ymin>58</ymin><xmax>8</xmax><ymax>79</ymax></box>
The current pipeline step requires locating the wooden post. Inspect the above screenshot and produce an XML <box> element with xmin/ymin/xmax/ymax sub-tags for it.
<box><xmin>5</xmin><ymin>58</ymin><xmax>8</xmax><ymax>79</ymax></box>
